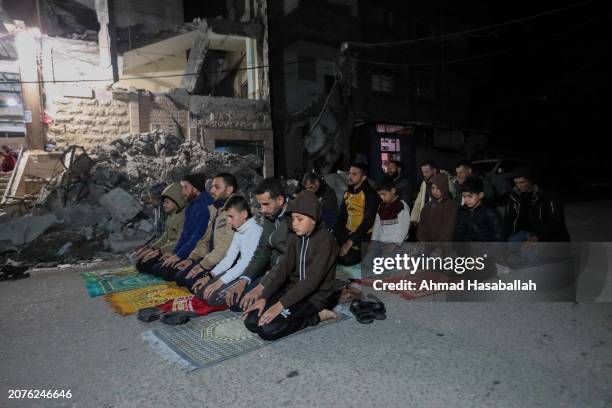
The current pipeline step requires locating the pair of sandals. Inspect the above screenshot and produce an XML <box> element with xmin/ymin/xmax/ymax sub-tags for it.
<box><xmin>137</xmin><ymin>307</ymin><xmax>199</xmax><ymax>325</ymax></box>
<box><xmin>349</xmin><ymin>294</ymin><xmax>386</xmax><ymax>324</ymax></box>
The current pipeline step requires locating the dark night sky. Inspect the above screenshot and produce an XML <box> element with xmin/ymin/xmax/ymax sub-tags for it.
<box><xmin>474</xmin><ymin>0</ymin><xmax>611</xmax><ymax>192</ymax></box>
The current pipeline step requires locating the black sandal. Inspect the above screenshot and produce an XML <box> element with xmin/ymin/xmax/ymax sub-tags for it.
<box><xmin>349</xmin><ymin>299</ymin><xmax>376</xmax><ymax>324</ymax></box>
<box><xmin>159</xmin><ymin>311</ymin><xmax>199</xmax><ymax>325</ymax></box>
<box><xmin>366</xmin><ymin>294</ymin><xmax>387</xmax><ymax>320</ymax></box>
<box><xmin>137</xmin><ymin>307</ymin><xmax>163</xmax><ymax>322</ymax></box>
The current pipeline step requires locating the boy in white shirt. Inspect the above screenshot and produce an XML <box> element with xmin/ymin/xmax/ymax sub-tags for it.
<box><xmin>192</xmin><ymin>196</ymin><xmax>262</xmax><ymax>305</ymax></box>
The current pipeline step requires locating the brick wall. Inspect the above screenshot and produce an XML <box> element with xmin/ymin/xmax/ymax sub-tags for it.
<box><xmin>47</xmin><ymin>97</ymin><xmax>131</xmax><ymax>148</ymax></box>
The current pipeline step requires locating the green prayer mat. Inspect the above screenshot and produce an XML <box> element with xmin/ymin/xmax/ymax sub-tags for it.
<box><xmin>80</xmin><ymin>266</ymin><xmax>164</xmax><ymax>297</ymax></box>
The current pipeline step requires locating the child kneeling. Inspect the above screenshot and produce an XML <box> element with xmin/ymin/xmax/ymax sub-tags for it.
<box><xmin>243</xmin><ymin>191</ymin><xmax>338</xmax><ymax>341</ymax></box>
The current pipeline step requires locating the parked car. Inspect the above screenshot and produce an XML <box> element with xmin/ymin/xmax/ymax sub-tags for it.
<box><xmin>471</xmin><ymin>158</ymin><xmax>527</xmax><ymax>196</ymax></box>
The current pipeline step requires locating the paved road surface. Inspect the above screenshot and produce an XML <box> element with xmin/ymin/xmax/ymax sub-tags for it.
<box><xmin>1</xmin><ymin>262</ymin><xmax>611</xmax><ymax>408</ymax></box>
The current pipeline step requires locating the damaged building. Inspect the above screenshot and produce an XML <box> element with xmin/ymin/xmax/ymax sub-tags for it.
<box><xmin>268</xmin><ymin>0</ymin><xmax>490</xmax><ymax>183</ymax></box>
<box><xmin>0</xmin><ymin>0</ymin><xmax>273</xmax><ymax>176</ymax></box>
<box><xmin>0</xmin><ymin>0</ymin><xmax>274</xmax><ymax>264</ymax></box>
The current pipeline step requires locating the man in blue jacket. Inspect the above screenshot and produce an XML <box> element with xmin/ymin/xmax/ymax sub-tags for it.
<box><xmin>151</xmin><ymin>173</ymin><xmax>213</xmax><ymax>281</ymax></box>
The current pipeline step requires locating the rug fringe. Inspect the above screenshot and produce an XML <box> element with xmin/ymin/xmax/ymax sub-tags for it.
<box><xmin>141</xmin><ymin>331</ymin><xmax>197</xmax><ymax>371</ymax></box>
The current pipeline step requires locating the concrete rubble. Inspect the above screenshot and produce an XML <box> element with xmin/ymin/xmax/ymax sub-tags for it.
<box><xmin>0</xmin><ymin>130</ymin><xmax>265</xmax><ymax>267</ymax></box>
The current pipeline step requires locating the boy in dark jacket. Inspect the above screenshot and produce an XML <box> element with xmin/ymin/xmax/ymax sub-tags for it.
<box><xmin>244</xmin><ymin>190</ymin><xmax>339</xmax><ymax>341</ymax></box>
<box><xmin>454</xmin><ymin>177</ymin><xmax>504</xmax><ymax>242</ymax></box>
<box><xmin>417</xmin><ymin>173</ymin><xmax>458</xmax><ymax>242</ymax></box>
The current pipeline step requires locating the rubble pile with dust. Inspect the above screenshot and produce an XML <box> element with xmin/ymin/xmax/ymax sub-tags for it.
<box><xmin>0</xmin><ymin>130</ymin><xmax>264</xmax><ymax>268</ymax></box>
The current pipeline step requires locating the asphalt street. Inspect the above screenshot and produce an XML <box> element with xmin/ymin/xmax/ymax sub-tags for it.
<box><xmin>1</xmin><ymin>201</ymin><xmax>611</xmax><ymax>407</ymax></box>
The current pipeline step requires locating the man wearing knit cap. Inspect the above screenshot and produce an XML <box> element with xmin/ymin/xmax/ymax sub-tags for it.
<box><xmin>151</xmin><ymin>173</ymin><xmax>214</xmax><ymax>281</ymax></box>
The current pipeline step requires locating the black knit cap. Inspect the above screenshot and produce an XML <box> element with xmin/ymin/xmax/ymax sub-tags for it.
<box><xmin>182</xmin><ymin>173</ymin><xmax>207</xmax><ymax>193</ymax></box>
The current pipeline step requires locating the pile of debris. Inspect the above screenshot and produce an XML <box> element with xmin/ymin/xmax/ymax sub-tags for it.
<box><xmin>0</xmin><ymin>130</ymin><xmax>264</xmax><ymax>268</ymax></box>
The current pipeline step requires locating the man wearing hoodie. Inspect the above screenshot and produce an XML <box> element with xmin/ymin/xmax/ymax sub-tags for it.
<box><xmin>135</xmin><ymin>183</ymin><xmax>187</xmax><ymax>274</ymax></box>
<box><xmin>150</xmin><ymin>173</ymin><xmax>213</xmax><ymax>281</ymax></box>
<box><xmin>335</xmin><ymin>163</ymin><xmax>380</xmax><ymax>266</ymax></box>
<box><xmin>417</xmin><ymin>172</ymin><xmax>458</xmax><ymax>242</ymax></box>
<box><xmin>192</xmin><ymin>195</ymin><xmax>263</xmax><ymax>306</ymax></box>
<box><xmin>225</xmin><ymin>178</ymin><xmax>291</xmax><ymax>311</ymax></box>
<box><xmin>173</xmin><ymin>173</ymin><xmax>237</xmax><ymax>290</ymax></box>
<box><xmin>243</xmin><ymin>190</ymin><xmax>339</xmax><ymax>341</ymax></box>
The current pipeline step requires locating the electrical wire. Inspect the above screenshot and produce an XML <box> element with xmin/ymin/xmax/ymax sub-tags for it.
<box><xmin>344</xmin><ymin>0</ymin><xmax>597</xmax><ymax>48</ymax></box>
<box><xmin>351</xmin><ymin>15</ymin><xmax>603</xmax><ymax>67</ymax></box>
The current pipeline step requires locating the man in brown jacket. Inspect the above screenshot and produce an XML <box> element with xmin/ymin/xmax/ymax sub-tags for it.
<box><xmin>174</xmin><ymin>173</ymin><xmax>236</xmax><ymax>291</ymax></box>
<box><xmin>243</xmin><ymin>190</ymin><xmax>339</xmax><ymax>341</ymax></box>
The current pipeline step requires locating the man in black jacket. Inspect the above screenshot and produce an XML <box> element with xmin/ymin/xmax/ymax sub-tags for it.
<box><xmin>335</xmin><ymin>163</ymin><xmax>380</xmax><ymax>266</ymax></box>
<box><xmin>455</xmin><ymin>177</ymin><xmax>504</xmax><ymax>242</ymax></box>
<box><xmin>504</xmin><ymin>167</ymin><xmax>570</xmax><ymax>242</ymax></box>
<box><xmin>386</xmin><ymin>160</ymin><xmax>413</xmax><ymax>206</ymax></box>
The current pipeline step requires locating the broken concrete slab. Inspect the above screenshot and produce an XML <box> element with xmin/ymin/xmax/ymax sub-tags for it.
<box><xmin>99</xmin><ymin>188</ymin><xmax>143</xmax><ymax>223</ymax></box>
<box><xmin>109</xmin><ymin>237</ymin><xmax>148</xmax><ymax>253</ymax></box>
<box><xmin>0</xmin><ymin>239</ymin><xmax>18</xmax><ymax>254</ymax></box>
<box><xmin>0</xmin><ymin>213</ymin><xmax>59</xmax><ymax>247</ymax></box>
<box><xmin>55</xmin><ymin>204</ymin><xmax>110</xmax><ymax>230</ymax></box>
<box><xmin>180</xmin><ymin>22</ymin><xmax>209</xmax><ymax>94</ymax></box>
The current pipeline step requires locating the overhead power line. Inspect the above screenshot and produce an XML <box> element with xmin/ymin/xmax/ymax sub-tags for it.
<box><xmin>344</xmin><ymin>0</ymin><xmax>597</xmax><ymax>48</ymax></box>
<box><xmin>351</xmin><ymin>15</ymin><xmax>603</xmax><ymax>67</ymax></box>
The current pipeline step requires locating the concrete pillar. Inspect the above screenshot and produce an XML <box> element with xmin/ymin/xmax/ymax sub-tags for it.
<box><xmin>246</xmin><ymin>38</ymin><xmax>258</xmax><ymax>100</ymax></box>
<box><xmin>128</xmin><ymin>88</ymin><xmax>140</xmax><ymax>134</ymax></box>
<box><xmin>15</xmin><ymin>30</ymin><xmax>46</xmax><ymax>150</ymax></box>
<box><xmin>181</xmin><ymin>22</ymin><xmax>210</xmax><ymax>94</ymax></box>
<box><xmin>95</xmin><ymin>0</ymin><xmax>119</xmax><ymax>82</ymax></box>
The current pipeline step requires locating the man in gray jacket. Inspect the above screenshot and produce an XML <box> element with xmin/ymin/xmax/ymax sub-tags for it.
<box><xmin>224</xmin><ymin>178</ymin><xmax>290</xmax><ymax>310</ymax></box>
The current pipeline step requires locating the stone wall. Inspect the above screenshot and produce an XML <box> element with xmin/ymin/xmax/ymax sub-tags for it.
<box><xmin>47</xmin><ymin>97</ymin><xmax>130</xmax><ymax>148</ymax></box>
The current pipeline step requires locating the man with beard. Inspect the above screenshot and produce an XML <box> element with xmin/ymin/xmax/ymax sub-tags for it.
<box><xmin>224</xmin><ymin>178</ymin><xmax>291</xmax><ymax>311</ymax></box>
<box><xmin>410</xmin><ymin>160</ymin><xmax>456</xmax><ymax>225</ymax></box>
<box><xmin>173</xmin><ymin>173</ymin><xmax>237</xmax><ymax>291</ymax></box>
<box><xmin>335</xmin><ymin>163</ymin><xmax>380</xmax><ymax>266</ymax></box>
<box><xmin>386</xmin><ymin>160</ymin><xmax>413</xmax><ymax>206</ymax></box>
<box><xmin>302</xmin><ymin>172</ymin><xmax>338</xmax><ymax>231</ymax></box>
<box><xmin>150</xmin><ymin>173</ymin><xmax>213</xmax><ymax>281</ymax></box>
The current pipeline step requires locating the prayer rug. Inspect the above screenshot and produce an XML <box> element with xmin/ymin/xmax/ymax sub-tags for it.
<box><xmin>142</xmin><ymin>309</ymin><xmax>350</xmax><ymax>371</ymax></box>
<box><xmin>335</xmin><ymin>263</ymin><xmax>362</xmax><ymax>280</ymax></box>
<box><xmin>104</xmin><ymin>283</ymin><xmax>191</xmax><ymax>315</ymax></box>
<box><xmin>80</xmin><ymin>267</ymin><xmax>163</xmax><ymax>297</ymax></box>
